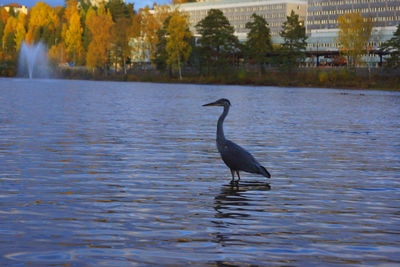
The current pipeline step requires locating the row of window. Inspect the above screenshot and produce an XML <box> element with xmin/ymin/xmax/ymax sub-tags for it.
<box><xmin>310</xmin><ymin>6</ymin><xmax>400</xmax><ymax>16</ymax></box>
<box><xmin>190</xmin><ymin>12</ymin><xmax>286</xmax><ymax>21</ymax></box>
<box><xmin>308</xmin><ymin>41</ymin><xmax>383</xmax><ymax>48</ymax></box>
<box><xmin>187</xmin><ymin>4</ymin><xmax>287</xmax><ymax>16</ymax></box>
<box><xmin>308</xmin><ymin>15</ymin><xmax>400</xmax><ymax>25</ymax></box>
<box><xmin>309</xmin><ymin>0</ymin><xmax>396</xmax><ymax>7</ymax></box>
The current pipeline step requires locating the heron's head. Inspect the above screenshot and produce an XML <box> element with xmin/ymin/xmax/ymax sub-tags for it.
<box><xmin>202</xmin><ymin>98</ymin><xmax>231</xmax><ymax>107</ymax></box>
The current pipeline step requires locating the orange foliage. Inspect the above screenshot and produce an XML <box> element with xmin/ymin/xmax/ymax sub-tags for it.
<box><xmin>26</xmin><ymin>1</ymin><xmax>58</xmax><ymax>44</ymax></box>
<box><xmin>62</xmin><ymin>0</ymin><xmax>83</xmax><ymax>63</ymax></box>
<box><xmin>85</xmin><ymin>5</ymin><xmax>114</xmax><ymax>69</ymax></box>
<box><xmin>0</xmin><ymin>7</ymin><xmax>9</xmax><ymax>24</ymax></box>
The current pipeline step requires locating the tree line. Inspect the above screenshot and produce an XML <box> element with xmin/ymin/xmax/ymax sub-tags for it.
<box><xmin>0</xmin><ymin>0</ymin><xmax>399</xmax><ymax>78</ymax></box>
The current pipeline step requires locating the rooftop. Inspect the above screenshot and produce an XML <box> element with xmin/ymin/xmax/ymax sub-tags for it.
<box><xmin>4</xmin><ymin>3</ymin><xmax>22</xmax><ymax>8</ymax></box>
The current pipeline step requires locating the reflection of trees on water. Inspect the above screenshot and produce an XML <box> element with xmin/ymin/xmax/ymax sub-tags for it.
<box><xmin>212</xmin><ymin>181</ymin><xmax>271</xmax><ymax>245</ymax></box>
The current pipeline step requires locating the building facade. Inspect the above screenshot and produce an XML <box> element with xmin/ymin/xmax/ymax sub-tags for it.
<box><xmin>307</xmin><ymin>0</ymin><xmax>399</xmax><ymax>32</ymax></box>
<box><xmin>176</xmin><ymin>0</ymin><xmax>307</xmax><ymax>42</ymax></box>
<box><xmin>2</xmin><ymin>3</ymin><xmax>28</xmax><ymax>14</ymax></box>
<box><xmin>307</xmin><ymin>0</ymin><xmax>400</xmax><ymax>52</ymax></box>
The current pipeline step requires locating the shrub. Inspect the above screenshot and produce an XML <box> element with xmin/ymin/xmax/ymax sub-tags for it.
<box><xmin>318</xmin><ymin>70</ymin><xmax>329</xmax><ymax>84</ymax></box>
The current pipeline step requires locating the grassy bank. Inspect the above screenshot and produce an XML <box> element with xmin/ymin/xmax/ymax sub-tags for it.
<box><xmin>59</xmin><ymin>67</ymin><xmax>400</xmax><ymax>91</ymax></box>
<box><xmin>2</xmin><ymin>64</ymin><xmax>399</xmax><ymax>91</ymax></box>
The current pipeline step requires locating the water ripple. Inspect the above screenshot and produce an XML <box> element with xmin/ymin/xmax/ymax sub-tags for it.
<box><xmin>0</xmin><ymin>79</ymin><xmax>399</xmax><ymax>265</ymax></box>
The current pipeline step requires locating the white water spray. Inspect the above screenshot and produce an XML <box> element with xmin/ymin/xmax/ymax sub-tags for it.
<box><xmin>18</xmin><ymin>41</ymin><xmax>50</xmax><ymax>79</ymax></box>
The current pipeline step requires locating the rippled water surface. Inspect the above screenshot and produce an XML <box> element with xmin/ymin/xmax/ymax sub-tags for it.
<box><xmin>0</xmin><ymin>78</ymin><xmax>399</xmax><ymax>266</ymax></box>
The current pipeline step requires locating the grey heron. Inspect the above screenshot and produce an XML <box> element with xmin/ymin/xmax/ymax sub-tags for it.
<box><xmin>203</xmin><ymin>98</ymin><xmax>271</xmax><ymax>183</ymax></box>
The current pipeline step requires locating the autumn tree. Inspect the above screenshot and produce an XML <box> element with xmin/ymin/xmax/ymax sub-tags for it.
<box><xmin>279</xmin><ymin>10</ymin><xmax>307</xmax><ymax>71</ymax></box>
<box><xmin>111</xmin><ymin>17</ymin><xmax>133</xmax><ymax>73</ymax></box>
<box><xmin>245</xmin><ymin>13</ymin><xmax>272</xmax><ymax>77</ymax></box>
<box><xmin>195</xmin><ymin>9</ymin><xmax>239</xmax><ymax>74</ymax></box>
<box><xmin>86</xmin><ymin>5</ymin><xmax>114</xmax><ymax>71</ymax></box>
<box><xmin>165</xmin><ymin>12</ymin><xmax>192</xmax><ymax>79</ymax></box>
<box><xmin>2</xmin><ymin>17</ymin><xmax>17</xmax><ymax>58</ymax></box>
<box><xmin>380</xmin><ymin>24</ymin><xmax>400</xmax><ymax>68</ymax></box>
<box><xmin>14</xmin><ymin>12</ymin><xmax>26</xmax><ymax>51</ymax></box>
<box><xmin>63</xmin><ymin>0</ymin><xmax>83</xmax><ymax>64</ymax></box>
<box><xmin>0</xmin><ymin>8</ymin><xmax>10</xmax><ymax>52</ymax></box>
<box><xmin>138</xmin><ymin>5</ymin><xmax>171</xmax><ymax>62</ymax></box>
<box><xmin>337</xmin><ymin>12</ymin><xmax>373</xmax><ymax>67</ymax></box>
<box><xmin>1</xmin><ymin>12</ymin><xmax>25</xmax><ymax>59</ymax></box>
<box><xmin>26</xmin><ymin>1</ymin><xmax>59</xmax><ymax>45</ymax></box>
<box><xmin>129</xmin><ymin>13</ymin><xmax>148</xmax><ymax>63</ymax></box>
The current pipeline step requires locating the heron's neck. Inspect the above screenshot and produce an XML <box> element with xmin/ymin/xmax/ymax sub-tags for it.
<box><xmin>217</xmin><ymin>105</ymin><xmax>229</xmax><ymax>141</ymax></box>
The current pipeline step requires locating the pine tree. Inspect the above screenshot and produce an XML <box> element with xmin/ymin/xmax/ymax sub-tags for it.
<box><xmin>195</xmin><ymin>9</ymin><xmax>239</xmax><ymax>74</ymax></box>
<box><xmin>279</xmin><ymin>10</ymin><xmax>307</xmax><ymax>71</ymax></box>
<box><xmin>245</xmin><ymin>13</ymin><xmax>273</xmax><ymax>77</ymax></box>
<box><xmin>380</xmin><ymin>24</ymin><xmax>400</xmax><ymax>68</ymax></box>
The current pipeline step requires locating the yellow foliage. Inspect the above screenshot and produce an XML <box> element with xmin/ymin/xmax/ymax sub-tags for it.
<box><xmin>337</xmin><ymin>12</ymin><xmax>373</xmax><ymax>67</ymax></box>
<box><xmin>14</xmin><ymin>13</ymin><xmax>27</xmax><ymax>50</ymax></box>
<box><xmin>166</xmin><ymin>12</ymin><xmax>192</xmax><ymax>76</ymax></box>
<box><xmin>138</xmin><ymin>5</ymin><xmax>173</xmax><ymax>61</ymax></box>
<box><xmin>48</xmin><ymin>43</ymin><xmax>66</xmax><ymax>64</ymax></box>
<box><xmin>85</xmin><ymin>5</ymin><xmax>114</xmax><ymax>69</ymax></box>
<box><xmin>64</xmin><ymin>7</ymin><xmax>83</xmax><ymax>63</ymax></box>
<box><xmin>26</xmin><ymin>1</ymin><xmax>58</xmax><ymax>43</ymax></box>
<box><xmin>64</xmin><ymin>0</ymin><xmax>79</xmax><ymax>21</ymax></box>
<box><xmin>2</xmin><ymin>16</ymin><xmax>17</xmax><ymax>50</ymax></box>
<box><xmin>0</xmin><ymin>7</ymin><xmax>9</xmax><ymax>24</ymax></box>
<box><xmin>2</xmin><ymin>13</ymin><xmax>26</xmax><ymax>52</ymax></box>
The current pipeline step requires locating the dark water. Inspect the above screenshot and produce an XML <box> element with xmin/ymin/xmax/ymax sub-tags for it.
<box><xmin>0</xmin><ymin>78</ymin><xmax>399</xmax><ymax>266</ymax></box>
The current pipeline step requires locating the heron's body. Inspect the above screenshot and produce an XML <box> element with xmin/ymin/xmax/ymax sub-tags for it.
<box><xmin>203</xmin><ymin>98</ymin><xmax>271</xmax><ymax>182</ymax></box>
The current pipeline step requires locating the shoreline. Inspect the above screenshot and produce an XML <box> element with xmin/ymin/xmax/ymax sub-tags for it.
<box><xmin>60</xmin><ymin>68</ymin><xmax>400</xmax><ymax>91</ymax></box>
<box><xmin>2</xmin><ymin>68</ymin><xmax>399</xmax><ymax>91</ymax></box>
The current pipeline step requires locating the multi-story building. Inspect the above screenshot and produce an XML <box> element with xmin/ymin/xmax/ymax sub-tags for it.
<box><xmin>307</xmin><ymin>0</ymin><xmax>400</xmax><ymax>52</ymax></box>
<box><xmin>2</xmin><ymin>3</ymin><xmax>28</xmax><ymax>14</ymax></box>
<box><xmin>176</xmin><ymin>0</ymin><xmax>307</xmax><ymax>42</ymax></box>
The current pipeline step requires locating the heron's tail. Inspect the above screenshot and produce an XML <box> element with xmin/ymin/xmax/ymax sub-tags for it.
<box><xmin>260</xmin><ymin>166</ymin><xmax>271</xmax><ymax>178</ymax></box>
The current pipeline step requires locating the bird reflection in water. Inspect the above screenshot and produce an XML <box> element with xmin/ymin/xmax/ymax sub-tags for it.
<box><xmin>214</xmin><ymin>181</ymin><xmax>271</xmax><ymax>219</ymax></box>
<box><xmin>212</xmin><ymin>181</ymin><xmax>271</xmax><ymax>246</ymax></box>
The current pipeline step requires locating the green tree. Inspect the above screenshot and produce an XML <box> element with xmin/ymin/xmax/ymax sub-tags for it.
<box><xmin>138</xmin><ymin>5</ymin><xmax>171</xmax><ymax>63</ymax></box>
<box><xmin>8</xmin><ymin>7</ymin><xmax>16</xmax><ymax>18</ymax></box>
<box><xmin>279</xmin><ymin>10</ymin><xmax>307</xmax><ymax>71</ymax></box>
<box><xmin>245</xmin><ymin>13</ymin><xmax>272</xmax><ymax>77</ymax></box>
<box><xmin>166</xmin><ymin>12</ymin><xmax>192</xmax><ymax>79</ymax></box>
<box><xmin>2</xmin><ymin>25</ymin><xmax>16</xmax><ymax>58</ymax></box>
<box><xmin>337</xmin><ymin>12</ymin><xmax>373</xmax><ymax>67</ymax></box>
<box><xmin>111</xmin><ymin>17</ymin><xmax>133</xmax><ymax>73</ymax></box>
<box><xmin>195</xmin><ymin>9</ymin><xmax>239</xmax><ymax>74</ymax></box>
<box><xmin>154</xmin><ymin>16</ymin><xmax>170</xmax><ymax>72</ymax></box>
<box><xmin>380</xmin><ymin>24</ymin><xmax>400</xmax><ymax>68</ymax></box>
<box><xmin>106</xmin><ymin>0</ymin><xmax>135</xmax><ymax>21</ymax></box>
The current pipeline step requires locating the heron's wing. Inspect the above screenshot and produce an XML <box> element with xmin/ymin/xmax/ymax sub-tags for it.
<box><xmin>220</xmin><ymin>140</ymin><xmax>262</xmax><ymax>173</ymax></box>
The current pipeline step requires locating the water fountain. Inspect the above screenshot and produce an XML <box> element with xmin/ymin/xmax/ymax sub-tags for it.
<box><xmin>18</xmin><ymin>41</ymin><xmax>50</xmax><ymax>79</ymax></box>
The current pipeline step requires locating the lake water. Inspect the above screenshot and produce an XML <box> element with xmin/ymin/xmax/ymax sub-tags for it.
<box><xmin>0</xmin><ymin>78</ymin><xmax>399</xmax><ymax>266</ymax></box>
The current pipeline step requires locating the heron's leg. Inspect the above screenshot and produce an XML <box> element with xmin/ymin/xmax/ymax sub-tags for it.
<box><xmin>236</xmin><ymin>171</ymin><xmax>241</xmax><ymax>181</ymax></box>
<box><xmin>230</xmin><ymin>169</ymin><xmax>235</xmax><ymax>183</ymax></box>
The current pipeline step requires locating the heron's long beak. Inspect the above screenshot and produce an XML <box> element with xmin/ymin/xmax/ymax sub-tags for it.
<box><xmin>202</xmin><ymin>101</ymin><xmax>219</xmax><ymax>106</ymax></box>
